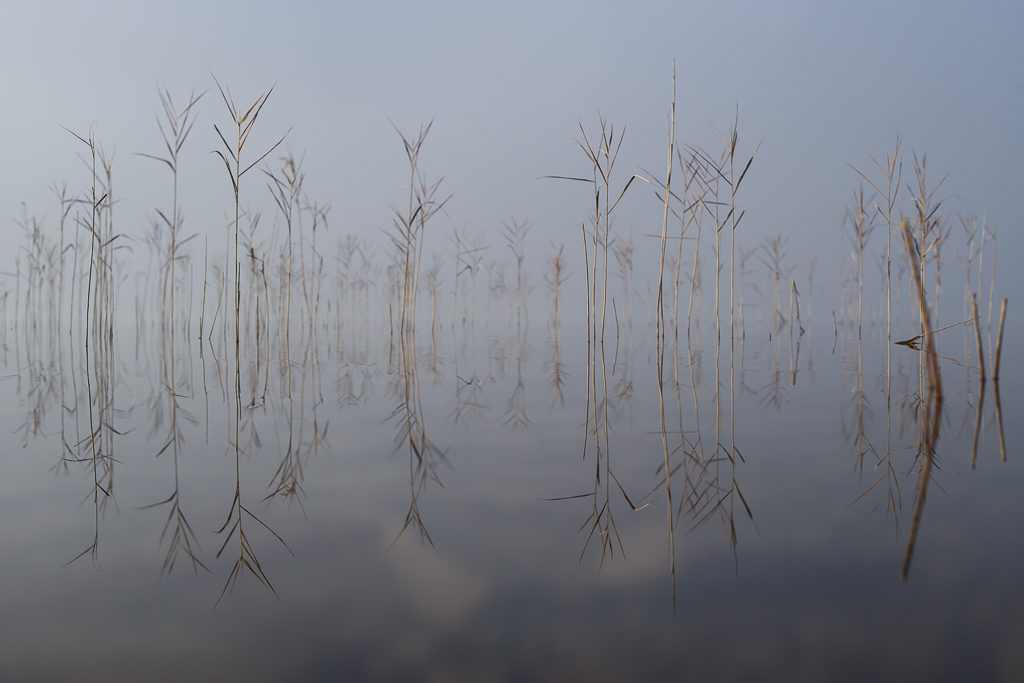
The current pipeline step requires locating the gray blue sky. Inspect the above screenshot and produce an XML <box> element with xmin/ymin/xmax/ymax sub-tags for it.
<box><xmin>2</xmin><ymin>0</ymin><xmax>1021</xmax><ymax>296</ymax></box>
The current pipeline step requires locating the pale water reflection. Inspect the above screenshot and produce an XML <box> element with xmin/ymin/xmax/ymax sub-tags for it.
<box><xmin>0</xmin><ymin>280</ymin><xmax>1019</xmax><ymax>681</ymax></box>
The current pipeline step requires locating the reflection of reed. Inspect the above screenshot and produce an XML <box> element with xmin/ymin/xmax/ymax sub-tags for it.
<box><xmin>576</xmin><ymin>270</ymin><xmax>637</xmax><ymax>564</ymax></box>
<box><xmin>449</xmin><ymin>329</ymin><xmax>489</xmax><ymax>426</ymax></box>
<box><xmin>215</xmin><ymin>459</ymin><xmax>293</xmax><ymax>604</ymax></box>
<box><xmin>214</xmin><ymin>264</ymin><xmax>294</xmax><ymax>604</ymax></box>
<box><xmin>578</xmin><ymin>343</ymin><xmax>642</xmax><ymax>566</ymax></box>
<box><xmin>545</xmin><ymin>301</ymin><xmax>567</xmax><ymax>410</ymax></box>
<box><xmin>969</xmin><ymin>294</ymin><xmax>986</xmax><ymax>469</ymax></box>
<box><xmin>900</xmin><ymin>380</ymin><xmax>943</xmax><ymax>581</ymax></box>
<box><xmin>708</xmin><ymin>316</ymin><xmax>753</xmax><ymax>570</ymax></box>
<box><xmin>501</xmin><ymin>293</ymin><xmax>530</xmax><ymax>430</ymax></box>
<box><xmin>389</xmin><ymin>323</ymin><xmax>450</xmax><ymax>547</ymax></box>
<box><xmin>845</xmin><ymin>335</ymin><xmax>901</xmax><ymax>523</ymax></box>
<box><xmin>760</xmin><ymin>235</ymin><xmax>794</xmax><ymax>335</ymax></box>
<box><xmin>266</xmin><ymin>334</ymin><xmax>331</xmax><ymax>507</ymax></box>
<box><xmin>759</xmin><ymin>330</ymin><xmax>788</xmax><ymax>411</ymax></box>
<box><xmin>969</xmin><ymin>376</ymin><xmax>985</xmax><ymax>470</ymax></box>
<box><xmin>500</xmin><ymin>223</ymin><xmax>531</xmax><ymax>430</ymax></box>
<box><xmin>655</xmin><ymin>334</ymin><xmax>676</xmax><ymax>609</ymax></box>
<box><xmin>993</xmin><ymin>380</ymin><xmax>1006</xmax><ymax>463</ymax></box>
<box><xmin>649</xmin><ymin>321</ymin><xmax>755</xmax><ymax>602</ymax></box>
<box><xmin>141</xmin><ymin>311</ymin><xmax>206</xmax><ymax>575</ymax></box>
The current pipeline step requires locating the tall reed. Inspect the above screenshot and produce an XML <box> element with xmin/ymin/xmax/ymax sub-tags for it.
<box><xmin>655</xmin><ymin>63</ymin><xmax>676</xmax><ymax>343</ymax></box>
<box><xmin>907</xmin><ymin>153</ymin><xmax>948</xmax><ymax>328</ymax></box>
<box><xmin>212</xmin><ymin>75</ymin><xmax>288</xmax><ymax>354</ymax></box>
<box><xmin>846</xmin><ymin>185</ymin><xmax>875</xmax><ymax>338</ymax></box>
<box><xmin>851</xmin><ymin>137</ymin><xmax>901</xmax><ymax>344</ymax></box>
<box><xmin>577</xmin><ymin>118</ymin><xmax>645</xmax><ymax>343</ymax></box>
<box><xmin>390</xmin><ymin>121</ymin><xmax>450</xmax><ymax>335</ymax></box>
<box><xmin>139</xmin><ymin>88</ymin><xmax>204</xmax><ymax>329</ymax></box>
<box><xmin>711</xmin><ymin>109</ymin><xmax>758</xmax><ymax>342</ymax></box>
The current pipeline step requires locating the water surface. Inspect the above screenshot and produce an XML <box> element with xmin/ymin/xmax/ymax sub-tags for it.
<box><xmin>0</xmin><ymin>284</ymin><xmax>1018</xmax><ymax>682</ymax></box>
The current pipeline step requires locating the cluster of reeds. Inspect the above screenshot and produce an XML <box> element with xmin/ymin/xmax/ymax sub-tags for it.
<box><xmin>575</xmin><ymin>118</ymin><xmax>646</xmax><ymax>345</ymax></box>
<box><xmin>547</xmin><ymin>70</ymin><xmax>760</xmax><ymax>579</ymax></box>
<box><xmin>843</xmin><ymin>138</ymin><xmax>1010</xmax><ymax>581</ymax></box>
<box><xmin>848</xmin><ymin>140</ymin><xmax>1009</xmax><ymax>396</ymax></box>
<box><xmin>8</xmin><ymin>67</ymin><xmax>1014</xmax><ymax>609</ymax></box>
<box><xmin>6</xmin><ymin>76</ymin><xmax>559</xmax><ymax>598</ymax></box>
<box><xmin>25</xmin><ymin>127</ymin><xmax>123</xmax><ymax>567</ymax></box>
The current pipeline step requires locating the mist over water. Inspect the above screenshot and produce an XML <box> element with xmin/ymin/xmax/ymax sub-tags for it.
<box><xmin>0</xmin><ymin>143</ymin><xmax>1019</xmax><ymax>679</ymax></box>
<box><xmin>3</xmin><ymin>3</ymin><xmax>1023</xmax><ymax>676</ymax></box>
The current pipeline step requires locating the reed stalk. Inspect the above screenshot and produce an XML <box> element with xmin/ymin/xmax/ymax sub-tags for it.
<box><xmin>211</xmin><ymin>74</ymin><xmax>288</xmax><ymax>362</ymax></box>
<box><xmin>390</xmin><ymin>121</ymin><xmax>450</xmax><ymax>335</ymax></box>
<box><xmin>908</xmin><ymin>153</ymin><xmax>947</xmax><ymax>329</ymax></box>
<box><xmin>972</xmin><ymin>293</ymin><xmax>986</xmax><ymax>382</ymax></box>
<box><xmin>712</xmin><ymin>109</ymin><xmax>757</xmax><ymax>342</ymax></box>
<box><xmin>577</xmin><ymin>118</ymin><xmax>646</xmax><ymax>343</ymax></box>
<box><xmin>851</xmin><ymin>137</ymin><xmax>901</xmax><ymax>343</ymax></box>
<box><xmin>900</xmin><ymin>218</ymin><xmax>941</xmax><ymax>393</ymax></box>
<box><xmin>992</xmin><ymin>298</ymin><xmax>1007</xmax><ymax>381</ymax></box>
<box><xmin>656</xmin><ymin>63</ymin><xmax>676</xmax><ymax>344</ymax></box>
<box><xmin>846</xmin><ymin>185</ymin><xmax>875</xmax><ymax>339</ymax></box>
<box><xmin>139</xmin><ymin>88</ymin><xmax>204</xmax><ymax>333</ymax></box>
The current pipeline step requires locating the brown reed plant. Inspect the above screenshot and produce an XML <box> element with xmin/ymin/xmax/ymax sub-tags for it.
<box><xmin>711</xmin><ymin>108</ymin><xmax>758</xmax><ymax>342</ymax></box>
<box><xmin>845</xmin><ymin>185</ymin><xmax>875</xmax><ymax>339</ymax></box>
<box><xmin>655</xmin><ymin>63</ymin><xmax>676</xmax><ymax>343</ymax></box>
<box><xmin>684</xmin><ymin>152</ymin><xmax>714</xmax><ymax>336</ymax></box>
<box><xmin>211</xmin><ymin>74</ymin><xmax>288</xmax><ymax>353</ymax></box>
<box><xmin>389</xmin><ymin>120</ymin><xmax>450</xmax><ymax>335</ymax></box>
<box><xmin>577</xmin><ymin>117</ymin><xmax>647</xmax><ymax>344</ymax></box>
<box><xmin>907</xmin><ymin>152</ymin><xmax>948</xmax><ymax>326</ymax></box>
<box><xmin>303</xmin><ymin>200</ymin><xmax>330</xmax><ymax>335</ymax></box>
<box><xmin>900</xmin><ymin>217</ymin><xmax>941</xmax><ymax>393</ymax></box>
<box><xmin>501</xmin><ymin>218</ymin><xmax>530</xmax><ymax>301</ymax></box>
<box><xmin>139</xmin><ymin>88</ymin><xmax>204</xmax><ymax>327</ymax></box>
<box><xmin>759</xmin><ymin>234</ymin><xmax>794</xmax><ymax>332</ymax></box>
<box><xmin>992</xmin><ymin>298</ymin><xmax>1007</xmax><ymax>381</ymax></box>
<box><xmin>265</xmin><ymin>153</ymin><xmax>304</xmax><ymax>356</ymax></box>
<box><xmin>613</xmin><ymin>233</ymin><xmax>634</xmax><ymax>326</ymax></box>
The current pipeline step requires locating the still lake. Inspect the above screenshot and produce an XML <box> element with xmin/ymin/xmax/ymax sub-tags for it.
<box><xmin>0</xmin><ymin>278</ymin><xmax>1019</xmax><ymax>682</ymax></box>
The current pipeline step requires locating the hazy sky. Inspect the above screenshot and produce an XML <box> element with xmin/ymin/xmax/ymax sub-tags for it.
<box><xmin>2</xmin><ymin>0</ymin><xmax>1021</xmax><ymax>294</ymax></box>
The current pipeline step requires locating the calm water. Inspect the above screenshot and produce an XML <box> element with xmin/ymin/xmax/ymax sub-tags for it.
<box><xmin>0</xmin><ymin>282</ymin><xmax>1019</xmax><ymax>682</ymax></box>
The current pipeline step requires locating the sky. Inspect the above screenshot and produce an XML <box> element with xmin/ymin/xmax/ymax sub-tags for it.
<box><xmin>2</xmin><ymin>0</ymin><xmax>1022</xmax><ymax>301</ymax></box>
